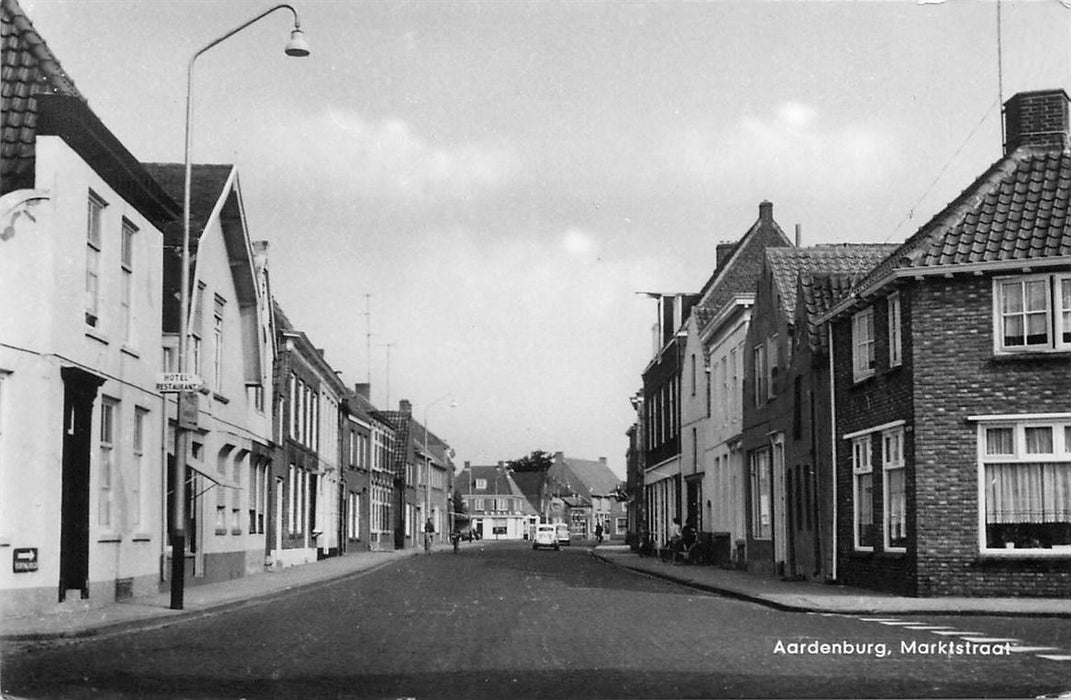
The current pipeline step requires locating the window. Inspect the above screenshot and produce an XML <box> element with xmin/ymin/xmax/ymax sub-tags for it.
<box><xmin>120</xmin><ymin>219</ymin><xmax>136</xmax><ymax>343</ymax></box>
<box><xmin>852</xmin><ymin>308</ymin><xmax>876</xmax><ymax>381</ymax></box>
<box><xmin>349</xmin><ymin>492</ymin><xmax>361</xmax><ymax>539</ymax></box>
<box><xmin>750</xmin><ymin>448</ymin><xmax>771</xmax><ymax>539</ymax></box>
<box><xmin>132</xmin><ymin>407</ymin><xmax>148</xmax><ymax>528</ymax></box>
<box><xmin>753</xmin><ymin>344</ymin><xmax>767</xmax><ymax>407</ymax></box>
<box><xmin>888</xmin><ymin>293</ymin><xmax>902</xmax><ymax>367</ymax></box>
<box><xmin>288</xmin><ymin>465</ymin><xmax>297</xmax><ymax>534</ymax></box>
<box><xmin>98</xmin><ymin>397</ymin><xmax>117</xmax><ymax>527</ymax></box>
<box><xmin>980</xmin><ymin>418</ymin><xmax>1071</xmax><ymax>552</ymax></box>
<box><xmin>213</xmin><ymin>295</ymin><xmax>225</xmax><ymax>392</ymax></box>
<box><xmin>767</xmin><ymin>335</ymin><xmax>778</xmax><ymax>399</ymax></box>
<box><xmin>882</xmin><ymin>428</ymin><xmax>906</xmax><ymax>551</ymax></box>
<box><xmin>852</xmin><ymin>436</ymin><xmax>874</xmax><ymax>549</ymax></box>
<box><xmin>475</xmin><ymin>478</ymin><xmax>487</xmax><ymax>490</ymax></box>
<box><xmin>496</xmin><ymin>497</ymin><xmax>510</xmax><ymax>512</ymax></box>
<box><xmin>994</xmin><ymin>273</ymin><xmax>1071</xmax><ymax>353</ymax></box>
<box><xmin>85</xmin><ymin>192</ymin><xmax>105</xmax><ymax>326</ymax></box>
<box><xmin>473</xmin><ymin>497</ymin><xmax>485</xmax><ymax>512</ymax></box>
<box><xmin>192</xmin><ymin>282</ymin><xmax>205</xmax><ymax>374</ymax></box>
<box><xmin>690</xmin><ymin>353</ymin><xmax>696</xmax><ymax>396</ymax></box>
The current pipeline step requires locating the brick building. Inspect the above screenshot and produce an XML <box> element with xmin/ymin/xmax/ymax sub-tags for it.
<box><xmin>741</xmin><ymin>245</ymin><xmax>895</xmax><ymax>578</ymax></box>
<box><xmin>822</xmin><ymin>89</ymin><xmax>1071</xmax><ymax>597</ymax></box>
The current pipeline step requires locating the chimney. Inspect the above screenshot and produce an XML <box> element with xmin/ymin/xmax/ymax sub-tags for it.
<box><xmin>354</xmin><ymin>383</ymin><xmax>370</xmax><ymax>400</ymax></box>
<box><xmin>1004</xmin><ymin>89</ymin><xmax>1070</xmax><ymax>154</ymax></box>
<box><xmin>715</xmin><ymin>241</ymin><xmax>735</xmax><ymax>268</ymax></box>
<box><xmin>759</xmin><ymin>200</ymin><xmax>773</xmax><ymax>223</ymax></box>
<box><xmin>399</xmin><ymin>399</ymin><xmax>411</xmax><ymax>414</ymax></box>
<box><xmin>553</xmin><ymin>451</ymin><xmax>564</xmax><ymax>461</ymax></box>
<box><xmin>464</xmin><ymin>461</ymin><xmax>470</xmax><ymax>469</ymax></box>
<box><xmin>795</xmin><ymin>224</ymin><xmax>802</xmax><ymax>247</ymax></box>
<box><xmin>599</xmin><ymin>457</ymin><xmax>607</xmax><ymax>465</ymax></box>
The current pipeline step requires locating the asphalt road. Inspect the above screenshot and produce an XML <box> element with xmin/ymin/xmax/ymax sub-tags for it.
<box><xmin>2</xmin><ymin>542</ymin><xmax>1069</xmax><ymax>699</ymax></box>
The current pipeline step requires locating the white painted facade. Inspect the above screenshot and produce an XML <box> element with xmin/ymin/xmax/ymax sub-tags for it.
<box><xmin>0</xmin><ymin>136</ymin><xmax>168</xmax><ymax>616</ymax></box>
<box><xmin>699</xmin><ymin>299</ymin><xmax>751</xmax><ymax>564</ymax></box>
<box><xmin>164</xmin><ymin>167</ymin><xmax>275</xmax><ymax>584</ymax></box>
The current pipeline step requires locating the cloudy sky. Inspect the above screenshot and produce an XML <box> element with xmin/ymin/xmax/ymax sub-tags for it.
<box><xmin>23</xmin><ymin>0</ymin><xmax>1071</xmax><ymax>476</ymax></box>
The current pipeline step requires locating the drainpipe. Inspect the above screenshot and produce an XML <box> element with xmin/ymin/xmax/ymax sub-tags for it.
<box><xmin>828</xmin><ymin>330</ymin><xmax>838</xmax><ymax>583</ymax></box>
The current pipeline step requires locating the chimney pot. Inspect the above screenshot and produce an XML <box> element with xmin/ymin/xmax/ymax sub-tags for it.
<box><xmin>399</xmin><ymin>399</ymin><xmax>412</xmax><ymax>414</ymax></box>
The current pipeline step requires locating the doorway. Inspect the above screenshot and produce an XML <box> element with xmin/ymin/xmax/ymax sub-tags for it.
<box><xmin>59</xmin><ymin>367</ymin><xmax>104</xmax><ymax>601</ymax></box>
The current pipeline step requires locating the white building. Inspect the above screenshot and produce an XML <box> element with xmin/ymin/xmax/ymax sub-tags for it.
<box><xmin>1</xmin><ymin>1</ymin><xmax>179</xmax><ymax>616</ymax></box>
<box><xmin>144</xmin><ymin>163</ymin><xmax>275</xmax><ymax>584</ymax></box>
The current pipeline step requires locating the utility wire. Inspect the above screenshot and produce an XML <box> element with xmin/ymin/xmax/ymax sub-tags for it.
<box><xmin>881</xmin><ymin>98</ymin><xmax>1000</xmax><ymax>244</ymax></box>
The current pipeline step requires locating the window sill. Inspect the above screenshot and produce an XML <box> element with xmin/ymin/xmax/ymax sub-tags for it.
<box><xmin>851</xmin><ymin>372</ymin><xmax>876</xmax><ymax>386</ymax></box>
<box><xmin>230</xmin><ymin>528</ymin><xmax>243</xmax><ymax>536</ymax></box>
<box><xmin>120</xmin><ymin>344</ymin><xmax>140</xmax><ymax>359</ymax></box>
<box><xmin>212</xmin><ymin>392</ymin><xmax>230</xmax><ymax>405</ymax></box>
<box><xmin>98</xmin><ymin>532</ymin><xmax>122</xmax><ymax>543</ymax></box>
<box><xmin>977</xmin><ymin>548</ymin><xmax>1071</xmax><ymax>559</ymax></box>
<box><xmin>132</xmin><ymin>532</ymin><xmax>152</xmax><ymax>542</ymax></box>
<box><xmin>214</xmin><ymin>528</ymin><xmax>228</xmax><ymax>536</ymax></box>
<box><xmin>85</xmin><ymin>328</ymin><xmax>109</xmax><ymax>345</ymax></box>
<box><xmin>990</xmin><ymin>351</ymin><xmax>1071</xmax><ymax>364</ymax></box>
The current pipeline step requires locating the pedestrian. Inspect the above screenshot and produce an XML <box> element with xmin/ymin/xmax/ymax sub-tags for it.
<box><xmin>595</xmin><ymin>522</ymin><xmax>603</xmax><ymax>544</ymax></box>
<box><xmin>424</xmin><ymin>517</ymin><xmax>434</xmax><ymax>554</ymax></box>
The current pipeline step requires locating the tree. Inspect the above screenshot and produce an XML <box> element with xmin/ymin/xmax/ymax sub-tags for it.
<box><xmin>451</xmin><ymin>489</ymin><xmax>467</xmax><ymax>518</ymax></box>
<box><xmin>507</xmin><ymin>449</ymin><xmax>554</xmax><ymax>473</ymax></box>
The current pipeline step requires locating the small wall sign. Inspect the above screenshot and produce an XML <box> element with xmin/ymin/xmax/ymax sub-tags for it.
<box><xmin>13</xmin><ymin>547</ymin><xmax>38</xmax><ymax>573</ymax></box>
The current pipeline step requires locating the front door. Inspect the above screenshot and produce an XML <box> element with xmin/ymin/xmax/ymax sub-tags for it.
<box><xmin>771</xmin><ymin>435</ymin><xmax>787</xmax><ymax>575</ymax></box>
<box><xmin>788</xmin><ymin>463</ymin><xmax>819</xmax><ymax>578</ymax></box>
<box><xmin>59</xmin><ymin>367</ymin><xmax>104</xmax><ymax>601</ymax></box>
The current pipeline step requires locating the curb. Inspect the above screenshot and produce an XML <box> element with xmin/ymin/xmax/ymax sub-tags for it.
<box><xmin>590</xmin><ymin>551</ymin><xmax>1071</xmax><ymax>618</ymax></box>
<box><xmin>1</xmin><ymin>549</ymin><xmax>422</xmax><ymax>644</ymax></box>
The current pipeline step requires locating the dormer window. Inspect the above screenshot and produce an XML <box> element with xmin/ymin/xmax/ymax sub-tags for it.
<box><xmin>994</xmin><ymin>273</ymin><xmax>1071</xmax><ymax>353</ymax></box>
<box><xmin>475</xmin><ymin>478</ymin><xmax>487</xmax><ymax>490</ymax></box>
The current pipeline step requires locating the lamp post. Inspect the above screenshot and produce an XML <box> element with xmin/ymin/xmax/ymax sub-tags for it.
<box><xmin>422</xmin><ymin>394</ymin><xmax>456</xmax><ymax>551</ymax></box>
<box><xmin>171</xmin><ymin>4</ymin><xmax>309</xmax><ymax>611</ymax></box>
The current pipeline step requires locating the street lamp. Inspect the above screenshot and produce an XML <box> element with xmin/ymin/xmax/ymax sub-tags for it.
<box><xmin>422</xmin><ymin>394</ymin><xmax>456</xmax><ymax>551</ymax></box>
<box><xmin>172</xmin><ymin>4</ymin><xmax>309</xmax><ymax>611</ymax></box>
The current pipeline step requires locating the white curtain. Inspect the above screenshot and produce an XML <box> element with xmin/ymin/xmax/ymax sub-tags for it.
<box><xmin>986</xmin><ymin>462</ymin><xmax>1071</xmax><ymax>524</ymax></box>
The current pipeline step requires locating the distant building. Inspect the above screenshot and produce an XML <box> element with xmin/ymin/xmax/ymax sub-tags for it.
<box><xmin>458</xmin><ymin>463</ymin><xmax>539</xmax><ymax>539</ymax></box>
<box><xmin>546</xmin><ymin>453</ymin><xmax>626</xmax><ymax>540</ymax></box>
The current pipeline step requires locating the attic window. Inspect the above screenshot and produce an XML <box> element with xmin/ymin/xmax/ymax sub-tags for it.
<box><xmin>475</xmin><ymin>478</ymin><xmax>487</xmax><ymax>490</ymax></box>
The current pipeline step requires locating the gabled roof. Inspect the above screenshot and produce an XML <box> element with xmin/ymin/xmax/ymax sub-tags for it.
<box><xmin>143</xmin><ymin>163</ymin><xmax>234</xmax><ymax>250</ymax></box>
<box><xmin>766</xmin><ymin>244</ymin><xmax>898</xmax><ymax>319</ymax></box>
<box><xmin>510</xmin><ymin>470</ymin><xmax>548</xmax><ymax>512</ymax></box>
<box><xmin>378</xmin><ymin>410</ymin><xmax>413</xmax><ymax>475</ymax></box>
<box><xmin>146</xmin><ymin>163</ymin><xmax>251</xmax><ymax>334</ymax></box>
<box><xmin>798</xmin><ymin>272</ymin><xmax>866</xmax><ymax>354</ymax></box>
<box><xmin>692</xmin><ymin>201</ymin><xmax>794</xmax><ymax>330</ymax></box>
<box><xmin>547</xmin><ymin>454</ymin><xmax>622</xmax><ymax>498</ymax></box>
<box><xmin>2</xmin><ymin>0</ymin><xmax>177</xmax><ymax>222</ymax></box>
<box><xmin>1</xmin><ymin>0</ymin><xmax>82</xmax><ymax>191</ymax></box>
<box><xmin>827</xmin><ymin>93</ymin><xmax>1071</xmax><ymax>321</ymax></box>
<box><xmin>457</xmin><ymin>466</ymin><xmax>536</xmax><ymax>514</ymax></box>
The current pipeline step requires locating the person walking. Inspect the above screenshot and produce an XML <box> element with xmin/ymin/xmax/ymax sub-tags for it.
<box><xmin>424</xmin><ymin>517</ymin><xmax>434</xmax><ymax>554</ymax></box>
<box><xmin>594</xmin><ymin>522</ymin><xmax>604</xmax><ymax>544</ymax></box>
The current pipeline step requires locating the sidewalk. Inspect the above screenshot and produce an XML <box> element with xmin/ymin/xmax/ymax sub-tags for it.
<box><xmin>591</xmin><ymin>545</ymin><xmax>1069</xmax><ymax>617</ymax></box>
<box><xmin>0</xmin><ymin>542</ymin><xmax>460</xmax><ymax>642</ymax></box>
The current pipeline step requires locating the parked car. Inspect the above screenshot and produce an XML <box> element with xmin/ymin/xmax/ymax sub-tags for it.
<box><xmin>555</xmin><ymin>523</ymin><xmax>571</xmax><ymax>547</ymax></box>
<box><xmin>532</xmin><ymin>524</ymin><xmax>559</xmax><ymax>551</ymax></box>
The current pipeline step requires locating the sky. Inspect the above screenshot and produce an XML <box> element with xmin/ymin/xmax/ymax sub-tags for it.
<box><xmin>21</xmin><ymin>0</ymin><xmax>1071</xmax><ymax>477</ymax></box>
